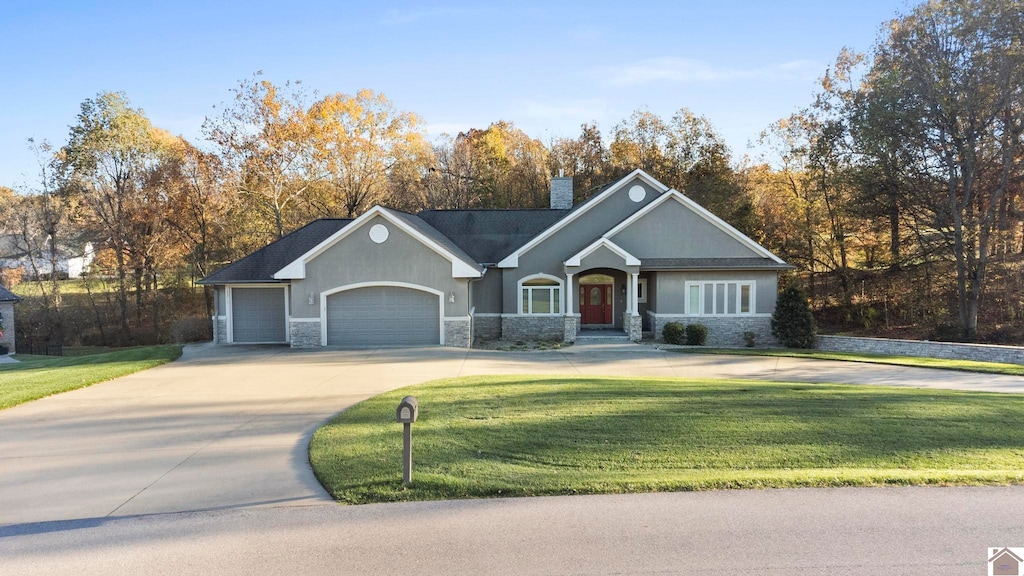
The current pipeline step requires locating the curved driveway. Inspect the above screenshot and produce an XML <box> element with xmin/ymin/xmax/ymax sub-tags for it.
<box><xmin>2</xmin><ymin>342</ymin><xmax>1022</xmax><ymax>526</ymax></box>
<box><xmin>1</xmin><ymin>343</ymin><xmax>1022</xmax><ymax>574</ymax></box>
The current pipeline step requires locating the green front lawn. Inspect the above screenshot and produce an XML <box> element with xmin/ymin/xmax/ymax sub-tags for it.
<box><xmin>671</xmin><ymin>347</ymin><xmax>1024</xmax><ymax>376</ymax></box>
<box><xmin>0</xmin><ymin>346</ymin><xmax>183</xmax><ymax>409</ymax></box>
<box><xmin>310</xmin><ymin>375</ymin><xmax>1024</xmax><ymax>504</ymax></box>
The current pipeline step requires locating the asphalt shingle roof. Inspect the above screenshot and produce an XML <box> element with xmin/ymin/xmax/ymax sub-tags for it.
<box><xmin>0</xmin><ymin>285</ymin><xmax>20</xmax><ymax>302</ymax></box>
<box><xmin>416</xmin><ymin>209</ymin><xmax>570</xmax><ymax>264</ymax></box>
<box><xmin>382</xmin><ymin>209</ymin><xmax>484</xmax><ymax>273</ymax></box>
<box><xmin>199</xmin><ymin>219</ymin><xmax>352</xmax><ymax>284</ymax></box>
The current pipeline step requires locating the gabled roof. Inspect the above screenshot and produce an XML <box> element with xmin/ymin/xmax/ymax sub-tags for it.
<box><xmin>603</xmin><ymin>189</ymin><xmax>788</xmax><ymax>264</ymax></box>
<box><xmin>0</xmin><ymin>285</ymin><xmax>23</xmax><ymax>302</ymax></box>
<box><xmin>198</xmin><ymin>219</ymin><xmax>351</xmax><ymax>284</ymax></box>
<box><xmin>417</xmin><ymin>209</ymin><xmax>570</xmax><ymax>264</ymax></box>
<box><xmin>565</xmin><ymin>238</ymin><xmax>640</xmax><ymax>267</ymax></box>
<box><xmin>273</xmin><ymin>206</ymin><xmax>483</xmax><ymax>280</ymax></box>
<box><xmin>496</xmin><ymin>169</ymin><xmax>670</xmax><ymax>268</ymax></box>
<box><xmin>989</xmin><ymin>547</ymin><xmax>1023</xmax><ymax>563</ymax></box>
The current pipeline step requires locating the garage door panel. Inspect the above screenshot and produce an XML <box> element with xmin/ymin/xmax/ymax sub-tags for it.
<box><xmin>232</xmin><ymin>287</ymin><xmax>286</xmax><ymax>343</ymax></box>
<box><xmin>327</xmin><ymin>286</ymin><xmax>439</xmax><ymax>346</ymax></box>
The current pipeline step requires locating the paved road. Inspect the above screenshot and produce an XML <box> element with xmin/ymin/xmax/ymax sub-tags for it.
<box><xmin>2</xmin><ymin>487</ymin><xmax>1020</xmax><ymax>575</ymax></box>
<box><xmin>1</xmin><ymin>343</ymin><xmax>1022</xmax><ymax>574</ymax></box>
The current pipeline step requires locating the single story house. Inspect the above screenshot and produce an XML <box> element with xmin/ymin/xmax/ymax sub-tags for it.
<box><xmin>0</xmin><ymin>285</ymin><xmax>20</xmax><ymax>354</ymax></box>
<box><xmin>199</xmin><ymin>170</ymin><xmax>793</xmax><ymax>348</ymax></box>
<box><xmin>0</xmin><ymin>234</ymin><xmax>96</xmax><ymax>280</ymax></box>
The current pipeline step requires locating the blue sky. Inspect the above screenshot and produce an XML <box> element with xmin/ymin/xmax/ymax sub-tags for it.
<box><xmin>0</xmin><ymin>0</ymin><xmax>909</xmax><ymax>187</ymax></box>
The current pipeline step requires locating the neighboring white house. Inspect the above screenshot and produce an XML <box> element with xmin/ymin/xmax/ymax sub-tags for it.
<box><xmin>0</xmin><ymin>234</ymin><xmax>95</xmax><ymax>279</ymax></box>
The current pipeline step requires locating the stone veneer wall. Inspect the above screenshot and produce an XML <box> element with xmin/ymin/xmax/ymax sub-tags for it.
<box><xmin>501</xmin><ymin>315</ymin><xmax>565</xmax><ymax>341</ymax></box>
<box><xmin>624</xmin><ymin>313</ymin><xmax>642</xmax><ymax>342</ymax></box>
<box><xmin>649</xmin><ymin>312</ymin><xmax>774</xmax><ymax>347</ymax></box>
<box><xmin>444</xmin><ymin>319</ymin><xmax>471</xmax><ymax>348</ymax></box>
<box><xmin>0</xmin><ymin>301</ymin><xmax>16</xmax><ymax>354</ymax></box>
<box><xmin>473</xmin><ymin>316</ymin><xmax>502</xmax><ymax>342</ymax></box>
<box><xmin>212</xmin><ymin>316</ymin><xmax>227</xmax><ymax>344</ymax></box>
<box><xmin>290</xmin><ymin>320</ymin><xmax>322</xmax><ymax>348</ymax></box>
<box><xmin>817</xmin><ymin>335</ymin><xmax>1024</xmax><ymax>365</ymax></box>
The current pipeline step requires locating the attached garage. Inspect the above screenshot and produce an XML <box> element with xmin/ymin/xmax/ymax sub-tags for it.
<box><xmin>325</xmin><ymin>285</ymin><xmax>440</xmax><ymax>346</ymax></box>
<box><xmin>230</xmin><ymin>286</ymin><xmax>287</xmax><ymax>343</ymax></box>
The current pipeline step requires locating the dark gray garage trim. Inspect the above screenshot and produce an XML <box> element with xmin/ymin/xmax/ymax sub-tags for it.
<box><xmin>320</xmin><ymin>282</ymin><xmax>443</xmax><ymax>346</ymax></box>
<box><xmin>228</xmin><ymin>285</ymin><xmax>288</xmax><ymax>343</ymax></box>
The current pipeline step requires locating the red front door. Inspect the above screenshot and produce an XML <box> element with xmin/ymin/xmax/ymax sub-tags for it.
<box><xmin>580</xmin><ymin>284</ymin><xmax>613</xmax><ymax>324</ymax></box>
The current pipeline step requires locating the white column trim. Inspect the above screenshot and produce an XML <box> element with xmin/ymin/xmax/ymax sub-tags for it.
<box><xmin>565</xmin><ymin>272</ymin><xmax>574</xmax><ymax>315</ymax></box>
<box><xmin>631</xmin><ymin>273</ymin><xmax>639</xmax><ymax>315</ymax></box>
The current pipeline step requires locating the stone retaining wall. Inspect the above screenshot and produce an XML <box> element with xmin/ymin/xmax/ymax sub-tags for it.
<box><xmin>649</xmin><ymin>313</ymin><xmax>774</xmax><ymax>347</ymax></box>
<box><xmin>289</xmin><ymin>320</ymin><xmax>321</xmax><ymax>348</ymax></box>
<box><xmin>817</xmin><ymin>335</ymin><xmax>1024</xmax><ymax>365</ymax></box>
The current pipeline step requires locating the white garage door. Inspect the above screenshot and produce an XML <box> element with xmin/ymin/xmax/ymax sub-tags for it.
<box><xmin>231</xmin><ymin>287</ymin><xmax>286</xmax><ymax>343</ymax></box>
<box><xmin>326</xmin><ymin>286</ymin><xmax>440</xmax><ymax>346</ymax></box>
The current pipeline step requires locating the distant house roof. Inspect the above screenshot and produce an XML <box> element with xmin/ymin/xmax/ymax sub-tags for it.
<box><xmin>640</xmin><ymin>258</ymin><xmax>796</xmax><ymax>271</ymax></box>
<box><xmin>0</xmin><ymin>285</ymin><xmax>21</xmax><ymax>302</ymax></box>
<box><xmin>198</xmin><ymin>219</ymin><xmax>352</xmax><ymax>284</ymax></box>
<box><xmin>417</xmin><ymin>209</ymin><xmax>570</xmax><ymax>264</ymax></box>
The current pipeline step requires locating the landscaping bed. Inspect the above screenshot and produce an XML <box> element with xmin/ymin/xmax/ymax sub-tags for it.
<box><xmin>310</xmin><ymin>375</ymin><xmax>1024</xmax><ymax>504</ymax></box>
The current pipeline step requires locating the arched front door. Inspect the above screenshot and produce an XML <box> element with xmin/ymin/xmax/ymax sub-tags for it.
<box><xmin>579</xmin><ymin>274</ymin><xmax>614</xmax><ymax>325</ymax></box>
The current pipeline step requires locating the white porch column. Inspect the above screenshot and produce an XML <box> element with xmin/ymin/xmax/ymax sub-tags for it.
<box><xmin>629</xmin><ymin>272</ymin><xmax>639</xmax><ymax>315</ymax></box>
<box><xmin>565</xmin><ymin>272</ymin><xmax>574</xmax><ymax>314</ymax></box>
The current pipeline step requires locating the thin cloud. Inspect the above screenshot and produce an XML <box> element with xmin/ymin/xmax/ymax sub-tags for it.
<box><xmin>599</xmin><ymin>57</ymin><xmax>820</xmax><ymax>86</ymax></box>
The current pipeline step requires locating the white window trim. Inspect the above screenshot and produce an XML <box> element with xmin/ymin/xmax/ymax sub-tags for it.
<box><xmin>517</xmin><ymin>273</ymin><xmax>564</xmax><ymax>316</ymax></box>
<box><xmin>684</xmin><ymin>280</ymin><xmax>756</xmax><ymax>316</ymax></box>
<box><xmin>637</xmin><ymin>278</ymin><xmax>647</xmax><ymax>304</ymax></box>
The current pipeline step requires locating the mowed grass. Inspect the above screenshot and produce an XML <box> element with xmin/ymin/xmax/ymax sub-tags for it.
<box><xmin>310</xmin><ymin>375</ymin><xmax>1024</xmax><ymax>504</ymax></box>
<box><xmin>0</xmin><ymin>346</ymin><xmax>182</xmax><ymax>409</ymax></box>
<box><xmin>671</xmin><ymin>347</ymin><xmax>1024</xmax><ymax>376</ymax></box>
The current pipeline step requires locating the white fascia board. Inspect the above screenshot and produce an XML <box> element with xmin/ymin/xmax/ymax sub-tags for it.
<box><xmin>602</xmin><ymin>190</ymin><xmax>786</xmax><ymax>264</ymax></box>
<box><xmin>273</xmin><ymin>206</ymin><xmax>482</xmax><ymax>280</ymax></box>
<box><xmin>564</xmin><ymin>237</ymin><xmax>641</xmax><ymax>267</ymax></box>
<box><xmin>496</xmin><ymin>169</ymin><xmax>670</xmax><ymax>268</ymax></box>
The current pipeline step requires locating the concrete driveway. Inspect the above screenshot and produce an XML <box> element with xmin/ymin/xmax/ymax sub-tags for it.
<box><xmin>2</xmin><ymin>342</ymin><xmax>1023</xmax><ymax>527</ymax></box>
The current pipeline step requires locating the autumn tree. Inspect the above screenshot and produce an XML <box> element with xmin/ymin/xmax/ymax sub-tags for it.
<box><xmin>306</xmin><ymin>89</ymin><xmax>432</xmax><ymax>217</ymax></box>
<box><xmin>549</xmin><ymin>123</ymin><xmax>609</xmax><ymax>202</ymax></box>
<box><xmin>872</xmin><ymin>0</ymin><xmax>1024</xmax><ymax>340</ymax></box>
<box><xmin>204</xmin><ymin>72</ymin><xmax>322</xmax><ymax>240</ymax></box>
<box><xmin>63</xmin><ymin>92</ymin><xmax>170</xmax><ymax>337</ymax></box>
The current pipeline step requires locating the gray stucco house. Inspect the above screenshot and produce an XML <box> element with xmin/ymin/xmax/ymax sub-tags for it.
<box><xmin>0</xmin><ymin>285</ymin><xmax>20</xmax><ymax>354</ymax></box>
<box><xmin>200</xmin><ymin>170</ymin><xmax>793</xmax><ymax>348</ymax></box>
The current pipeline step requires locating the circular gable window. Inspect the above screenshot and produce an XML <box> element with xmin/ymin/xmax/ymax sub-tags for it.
<box><xmin>628</xmin><ymin>184</ymin><xmax>646</xmax><ymax>203</ymax></box>
<box><xmin>369</xmin><ymin>224</ymin><xmax>389</xmax><ymax>244</ymax></box>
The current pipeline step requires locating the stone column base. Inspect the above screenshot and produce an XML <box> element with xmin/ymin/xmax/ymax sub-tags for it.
<box><xmin>290</xmin><ymin>320</ymin><xmax>322</xmax><ymax>348</ymax></box>
<box><xmin>624</xmin><ymin>313</ymin><xmax>642</xmax><ymax>342</ymax></box>
<box><xmin>563</xmin><ymin>314</ymin><xmax>580</xmax><ymax>343</ymax></box>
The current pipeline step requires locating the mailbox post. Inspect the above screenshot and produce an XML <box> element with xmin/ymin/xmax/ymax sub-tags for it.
<box><xmin>395</xmin><ymin>396</ymin><xmax>419</xmax><ymax>485</ymax></box>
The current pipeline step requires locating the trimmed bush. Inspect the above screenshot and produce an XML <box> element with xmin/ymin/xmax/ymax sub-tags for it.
<box><xmin>685</xmin><ymin>323</ymin><xmax>708</xmax><ymax>346</ymax></box>
<box><xmin>743</xmin><ymin>330</ymin><xmax>756</xmax><ymax>348</ymax></box>
<box><xmin>771</xmin><ymin>284</ymin><xmax>817</xmax><ymax>348</ymax></box>
<box><xmin>662</xmin><ymin>322</ymin><xmax>685</xmax><ymax>345</ymax></box>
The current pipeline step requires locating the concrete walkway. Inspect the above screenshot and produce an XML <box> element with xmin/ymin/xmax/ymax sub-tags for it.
<box><xmin>2</xmin><ymin>342</ymin><xmax>1023</xmax><ymax>527</ymax></box>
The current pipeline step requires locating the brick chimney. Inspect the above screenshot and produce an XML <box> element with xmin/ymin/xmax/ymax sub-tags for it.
<box><xmin>550</xmin><ymin>174</ymin><xmax>573</xmax><ymax>209</ymax></box>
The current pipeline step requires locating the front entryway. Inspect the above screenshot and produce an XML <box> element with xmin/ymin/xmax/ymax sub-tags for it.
<box><xmin>579</xmin><ymin>275</ymin><xmax>614</xmax><ymax>325</ymax></box>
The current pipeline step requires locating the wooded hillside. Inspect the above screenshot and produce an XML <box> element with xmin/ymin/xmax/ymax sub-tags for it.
<box><xmin>2</xmin><ymin>0</ymin><xmax>1022</xmax><ymax>348</ymax></box>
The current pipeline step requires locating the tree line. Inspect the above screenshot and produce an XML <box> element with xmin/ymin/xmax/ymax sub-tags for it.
<box><xmin>2</xmin><ymin>0</ymin><xmax>1022</xmax><ymax>346</ymax></box>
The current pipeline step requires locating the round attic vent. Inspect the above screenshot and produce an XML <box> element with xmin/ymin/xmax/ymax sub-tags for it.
<box><xmin>369</xmin><ymin>224</ymin><xmax>389</xmax><ymax>244</ymax></box>
<box><xmin>628</xmin><ymin>184</ymin><xmax>646</xmax><ymax>203</ymax></box>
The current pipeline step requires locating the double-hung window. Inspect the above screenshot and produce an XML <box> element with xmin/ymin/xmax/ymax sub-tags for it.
<box><xmin>685</xmin><ymin>281</ymin><xmax>754</xmax><ymax>315</ymax></box>
<box><xmin>521</xmin><ymin>277</ymin><xmax>562</xmax><ymax>315</ymax></box>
